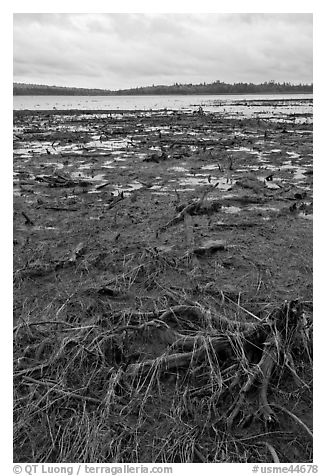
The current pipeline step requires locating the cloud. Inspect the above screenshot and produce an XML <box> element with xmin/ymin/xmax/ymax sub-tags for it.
<box><xmin>13</xmin><ymin>13</ymin><xmax>313</xmax><ymax>89</ymax></box>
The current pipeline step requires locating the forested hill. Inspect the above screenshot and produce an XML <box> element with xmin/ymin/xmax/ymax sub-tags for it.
<box><xmin>13</xmin><ymin>83</ymin><xmax>108</xmax><ymax>96</ymax></box>
<box><xmin>13</xmin><ymin>81</ymin><xmax>313</xmax><ymax>96</ymax></box>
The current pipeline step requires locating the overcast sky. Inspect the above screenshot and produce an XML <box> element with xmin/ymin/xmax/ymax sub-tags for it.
<box><xmin>13</xmin><ymin>13</ymin><xmax>313</xmax><ymax>89</ymax></box>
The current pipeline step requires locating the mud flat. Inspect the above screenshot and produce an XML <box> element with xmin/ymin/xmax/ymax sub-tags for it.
<box><xmin>13</xmin><ymin>103</ymin><xmax>313</xmax><ymax>463</ymax></box>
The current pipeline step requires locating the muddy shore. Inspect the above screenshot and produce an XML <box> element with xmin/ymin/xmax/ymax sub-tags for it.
<box><xmin>13</xmin><ymin>104</ymin><xmax>313</xmax><ymax>463</ymax></box>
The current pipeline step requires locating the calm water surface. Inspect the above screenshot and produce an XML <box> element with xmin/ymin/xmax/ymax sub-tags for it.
<box><xmin>13</xmin><ymin>93</ymin><xmax>313</xmax><ymax>117</ymax></box>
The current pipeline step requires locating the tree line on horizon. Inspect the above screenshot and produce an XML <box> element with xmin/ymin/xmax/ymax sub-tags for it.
<box><xmin>13</xmin><ymin>80</ymin><xmax>313</xmax><ymax>96</ymax></box>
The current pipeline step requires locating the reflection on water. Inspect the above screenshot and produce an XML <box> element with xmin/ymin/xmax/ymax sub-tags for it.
<box><xmin>221</xmin><ymin>206</ymin><xmax>242</xmax><ymax>214</ymax></box>
<box><xmin>178</xmin><ymin>175</ymin><xmax>233</xmax><ymax>191</ymax></box>
<box><xmin>168</xmin><ymin>166</ymin><xmax>189</xmax><ymax>172</ymax></box>
<box><xmin>70</xmin><ymin>171</ymin><xmax>106</xmax><ymax>182</ymax></box>
<box><xmin>299</xmin><ymin>213</ymin><xmax>313</xmax><ymax>220</ymax></box>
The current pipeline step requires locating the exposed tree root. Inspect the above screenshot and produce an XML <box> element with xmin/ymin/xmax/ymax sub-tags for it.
<box><xmin>261</xmin><ymin>442</ymin><xmax>280</xmax><ymax>463</ymax></box>
<box><xmin>120</xmin><ymin>300</ymin><xmax>311</xmax><ymax>432</ymax></box>
<box><xmin>270</xmin><ymin>404</ymin><xmax>313</xmax><ymax>439</ymax></box>
<box><xmin>226</xmin><ymin>332</ymin><xmax>278</xmax><ymax>429</ymax></box>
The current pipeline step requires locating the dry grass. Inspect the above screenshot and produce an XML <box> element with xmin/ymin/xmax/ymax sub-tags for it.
<box><xmin>13</xmin><ymin>254</ymin><xmax>313</xmax><ymax>463</ymax></box>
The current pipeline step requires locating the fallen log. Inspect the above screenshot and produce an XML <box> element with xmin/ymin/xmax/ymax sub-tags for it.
<box><xmin>42</xmin><ymin>206</ymin><xmax>78</xmax><ymax>211</ymax></box>
<box><xmin>22</xmin><ymin>211</ymin><xmax>34</xmax><ymax>226</ymax></box>
<box><xmin>35</xmin><ymin>173</ymin><xmax>91</xmax><ymax>188</ymax></box>
<box><xmin>106</xmin><ymin>192</ymin><xmax>124</xmax><ymax>210</ymax></box>
<box><xmin>193</xmin><ymin>239</ymin><xmax>227</xmax><ymax>256</ymax></box>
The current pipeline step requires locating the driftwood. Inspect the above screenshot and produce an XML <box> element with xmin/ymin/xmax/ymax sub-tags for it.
<box><xmin>43</xmin><ymin>206</ymin><xmax>78</xmax><ymax>212</ymax></box>
<box><xmin>65</xmin><ymin>242</ymin><xmax>85</xmax><ymax>263</ymax></box>
<box><xmin>160</xmin><ymin>202</ymin><xmax>197</xmax><ymax>231</ymax></box>
<box><xmin>160</xmin><ymin>197</ymin><xmax>221</xmax><ymax>232</ymax></box>
<box><xmin>106</xmin><ymin>192</ymin><xmax>124</xmax><ymax>210</ymax></box>
<box><xmin>22</xmin><ymin>211</ymin><xmax>34</xmax><ymax>226</ymax></box>
<box><xmin>143</xmin><ymin>151</ymin><xmax>168</xmax><ymax>163</ymax></box>
<box><xmin>212</xmin><ymin>222</ymin><xmax>261</xmax><ymax>229</ymax></box>
<box><xmin>176</xmin><ymin>199</ymin><xmax>222</xmax><ymax>216</ymax></box>
<box><xmin>96</xmin><ymin>182</ymin><xmax>111</xmax><ymax>191</ymax></box>
<box><xmin>35</xmin><ymin>173</ymin><xmax>90</xmax><ymax>188</ymax></box>
<box><xmin>193</xmin><ymin>239</ymin><xmax>227</xmax><ymax>256</ymax></box>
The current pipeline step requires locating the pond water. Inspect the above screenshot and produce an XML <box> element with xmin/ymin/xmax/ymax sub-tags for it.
<box><xmin>13</xmin><ymin>93</ymin><xmax>313</xmax><ymax>117</ymax></box>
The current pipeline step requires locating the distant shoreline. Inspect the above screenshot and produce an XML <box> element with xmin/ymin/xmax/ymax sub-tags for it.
<box><xmin>13</xmin><ymin>91</ymin><xmax>313</xmax><ymax>97</ymax></box>
<box><xmin>13</xmin><ymin>80</ymin><xmax>313</xmax><ymax>97</ymax></box>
